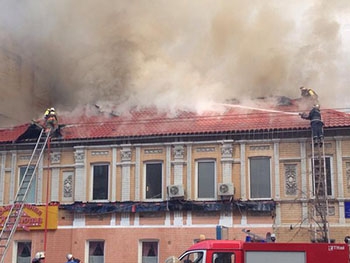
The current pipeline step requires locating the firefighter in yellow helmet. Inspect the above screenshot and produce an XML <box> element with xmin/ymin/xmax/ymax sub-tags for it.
<box><xmin>44</xmin><ymin>107</ymin><xmax>58</xmax><ymax>132</ymax></box>
<box><xmin>300</xmin><ymin>86</ymin><xmax>318</xmax><ymax>102</ymax></box>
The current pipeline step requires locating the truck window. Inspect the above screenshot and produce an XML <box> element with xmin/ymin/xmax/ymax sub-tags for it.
<box><xmin>212</xmin><ymin>252</ymin><xmax>234</xmax><ymax>263</ymax></box>
<box><xmin>180</xmin><ymin>252</ymin><xmax>204</xmax><ymax>263</ymax></box>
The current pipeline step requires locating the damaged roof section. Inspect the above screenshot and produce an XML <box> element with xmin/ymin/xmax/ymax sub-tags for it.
<box><xmin>1</xmin><ymin>98</ymin><xmax>350</xmax><ymax>145</ymax></box>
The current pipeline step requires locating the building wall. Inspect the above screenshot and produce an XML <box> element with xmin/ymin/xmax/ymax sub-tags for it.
<box><xmin>1</xmin><ymin>136</ymin><xmax>350</xmax><ymax>262</ymax></box>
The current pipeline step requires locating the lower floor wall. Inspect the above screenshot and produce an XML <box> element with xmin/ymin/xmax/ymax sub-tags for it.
<box><xmin>4</xmin><ymin>208</ymin><xmax>350</xmax><ymax>263</ymax></box>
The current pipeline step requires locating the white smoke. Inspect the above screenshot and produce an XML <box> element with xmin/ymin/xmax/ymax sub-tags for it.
<box><xmin>0</xmin><ymin>0</ymin><xmax>349</xmax><ymax>124</ymax></box>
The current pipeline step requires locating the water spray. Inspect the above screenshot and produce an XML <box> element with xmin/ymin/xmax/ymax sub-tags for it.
<box><xmin>217</xmin><ymin>103</ymin><xmax>299</xmax><ymax>116</ymax></box>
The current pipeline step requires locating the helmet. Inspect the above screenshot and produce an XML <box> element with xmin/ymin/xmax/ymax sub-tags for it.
<box><xmin>35</xmin><ymin>252</ymin><xmax>45</xmax><ymax>259</ymax></box>
<box><xmin>50</xmin><ymin>107</ymin><xmax>55</xmax><ymax>111</ymax></box>
<box><xmin>66</xmin><ymin>253</ymin><xmax>73</xmax><ymax>260</ymax></box>
<box><xmin>313</xmin><ymin>104</ymin><xmax>320</xmax><ymax>109</ymax></box>
<box><xmin>300</xmin><ymin>86</ymin><xmax>306</xmax><ymax>90</ymax></box>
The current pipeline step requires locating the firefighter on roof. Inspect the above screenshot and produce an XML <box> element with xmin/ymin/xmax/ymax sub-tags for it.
<box><xmin>44</xmin><ymin>107</ymin><xmax>58</xmax><ymax>132</ymax></box>
<box><xmin>299</xmin><ymin>104</ymin><xmax>324</xmax><ymax>146</ymax></box>
<box><xmin>300</xmin><ymin>86</ymin><xmax>319</xmax><ymax>105</ymax></box>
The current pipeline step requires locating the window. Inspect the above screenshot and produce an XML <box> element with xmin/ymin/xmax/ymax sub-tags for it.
<box><xmin>92</xmin><ymin>164</ymin><xmax>109</xmax><ymax>200</ymax></box>
<box><xmin>179</xmin><ymin>251</ymin><xmax>204</xmax><ymax>263</ymax></box>
<box><xmin>19</xmin><ymin>166</ymin><xmax>36</xmax><ymax>203</ymax></box>
<box><xmin>141</xmin><ymin>241</ymin><xmax>158</xmax><ymax>263</ymax></box>
<box><xmin>16</xmin><ymin>241</ymin><xmax>31</xmax><ymax>263</ymax></box>
<box><xmin>212</xmin><ymin>252</ymin><xmax>235</xmax><ymax>263</ymax></box>
<box><xmin>249</xmin><ymin>157</ymin><xmax>271</xmax><ymax>199</ymax></box>
<box><xmin>145</xmin><ymin>163</ymin><xmax>162</xmax><ymax>199</ymax></box>
<box><xmin>197</xmin><ymin>160</ymin><xmax>216</xmax><ymax>199</ymax></box>
<box><xmin>88</xmin><ymin>240</ymin><xmax>104</xmax><ymax>263</ymax></box>
<box><xmin>312</xmin><ymin>157</ymin><xmax>332</xmax><ymax>196</ymax></box>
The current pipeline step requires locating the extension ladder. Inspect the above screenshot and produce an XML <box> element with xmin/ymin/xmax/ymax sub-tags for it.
<box><xmin>0</xmin><ymin>129</ymin><xmax>50</xmax><ymax>263</ymax></box>
<box><xmin>310</xmin><ymin>135</ymin><xmax>330</xmax><ymax>243</ymax></box>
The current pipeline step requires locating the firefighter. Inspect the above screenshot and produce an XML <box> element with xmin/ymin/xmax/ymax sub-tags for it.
<box><xmin>300</xmin><ymin>86</ymin><xmax>319</xmax><ymax>105</ymax></box>
<box><xmin>44</xmin><ymin>107</ymin><xmax>58</xmax><ymax>132</ymax></box>
<box><xmin>65</xmin><ymin>253</ymin><xmax>81</xmax><ymax>263</ymax></box>
<box><xmin>300</xmin><ymin>86</ymin><xmax>318</xmax><ymax>99</ymax></box>
<box><xmin>299</xmin><ymin>104</ymin><xmax>324</xmax><ymax>146</ymax></box>
<box><xmin>32</xmin><ymin>251</ymin><xmax>45</xmax><ymax>263</ymax></box>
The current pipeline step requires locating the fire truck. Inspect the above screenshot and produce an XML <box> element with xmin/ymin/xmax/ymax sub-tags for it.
<box><xmin>167</xmin><ymin>239</ymin><xmax>350</xmax><ymax>263</ymax></box>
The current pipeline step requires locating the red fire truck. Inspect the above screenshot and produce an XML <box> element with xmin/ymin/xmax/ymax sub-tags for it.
<box><xmin>167</xmin><ymin>239</ymin><xmax>350</xmax><ymax>263</ymax></box>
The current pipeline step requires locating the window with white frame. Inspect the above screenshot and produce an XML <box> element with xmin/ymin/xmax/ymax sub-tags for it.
<box><xmin>312</xmin><ymin>156</ymin><xmax>332</xmax><ymax>196</ymax></box>
<box><xmin>88</xmin><ymin>240</ymin><xmax>104</xmax><ymax>263</ymax></box>
<box><xmin>249</xmin><ymin>157</ymin><xmax>271</xmax><ymax>199</ymax></box>
<box><xmin>141</xmin><ymin>240</ymin><xmax>158</xmax><ymax>263</ymax></box>
<box><xmin>92</xmin><ymin>164</ymin><xmax>109</xmax><ymax>200</ymax></box>
<box><xmin>196</xmin><ymin>160</ymin><xmax>216</xmax><ymax>199</ymax></box>
<box><xmin>145</xmin><ymin>163</ymin><xmax>162</xmax><ymax>199</ymax></box>
<box><xmin>16</xmin><ymin>241</ymin><xmax>31</xmax><ymax>263</ymax></box>
<box><xmin>19</xmin><ymin>166</ymin><xmax>36</xmax><ymax>203</ymax></box>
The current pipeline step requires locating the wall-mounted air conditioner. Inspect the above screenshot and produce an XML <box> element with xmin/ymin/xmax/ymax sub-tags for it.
<box><xmin>218</xmin><ymin>183</ymin><xmax>234</xmax><ymax>196</ymax></box>
<box><xmin>167</xmin><ymin>184</ymin><xmax>184</xmax><ymax>198</ymax></box>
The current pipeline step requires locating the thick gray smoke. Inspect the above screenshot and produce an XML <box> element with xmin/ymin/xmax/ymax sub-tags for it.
<box><xmin>0</xmin><ymin>0</ymin><xmax>349</xmax><ymax>125</ymax></box>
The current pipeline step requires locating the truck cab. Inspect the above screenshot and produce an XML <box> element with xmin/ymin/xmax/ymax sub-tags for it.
<box><xmin>177</xmin><ymin>240</ymin><xmax>242</xmax><ymax>263</ymax></box>
<box><xmin>172</xmin><ymin>239</ymin><xmax>349</xmax><ymax>263</ymax></box>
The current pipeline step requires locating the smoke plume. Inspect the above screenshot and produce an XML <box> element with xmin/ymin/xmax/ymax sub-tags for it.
<box><xmin>0</xmin><ymin>0</ymin><xmax>349</xmax><ymax>125</ymax></box>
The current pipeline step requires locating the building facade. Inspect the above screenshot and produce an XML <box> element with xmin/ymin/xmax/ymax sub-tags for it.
<box><xmin>0</xmin><ymin>102</ymin><xmax>350</xmax><ymax>263</ymax></box>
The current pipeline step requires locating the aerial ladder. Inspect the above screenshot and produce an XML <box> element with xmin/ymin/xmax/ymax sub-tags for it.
<box><xmin>309</xmin><ymin>133</ymin><xmax>330</xmax><ymax>243</ymax></box>
<box><xmin>0</xmin><ymin>128</ymin><xmax>50</xmax><ymax>263</ymax></box>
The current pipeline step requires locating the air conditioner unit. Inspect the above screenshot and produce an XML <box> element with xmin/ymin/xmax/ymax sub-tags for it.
<box><xmin>167</xmin><ymin>184</ymin><xmax>184</xmax><ymax>198</ymax></box>
<box><xmin>218</xmin><ymin>183</ymin><xmax>234</xmax><ymax>196</ymax></box>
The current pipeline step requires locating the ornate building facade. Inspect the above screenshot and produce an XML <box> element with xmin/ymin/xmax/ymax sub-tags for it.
<box><xmin>0</xmin><ymin>102</ymin><xmax>350</xmax><ymax>263</ymax></box>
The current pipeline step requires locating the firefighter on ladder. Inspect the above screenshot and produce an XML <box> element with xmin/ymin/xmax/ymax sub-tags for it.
<box><xmin>299</xmin><ymin>104</ymin><xmax>324</xmax><ymax>147</ymax></box>
<box><xmin>44</xmin><ymin>107</ymin><xmax>58</xmax><ymax>133</ymax></box>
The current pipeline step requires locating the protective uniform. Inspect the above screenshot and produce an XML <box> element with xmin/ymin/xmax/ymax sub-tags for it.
<box><xmin>300</xmin><ymin>104</ymin><xmax>324</xmax><ymax>146</ymax></box>
<box><xmin>300</xmin><ymin>87</ymin><xmax>318</xmax><ymax>99</ymax></box>
<box><xmin>44</xmin><ymin>107</ymin><xmax>58</xmax><ymax>132</ymax></box>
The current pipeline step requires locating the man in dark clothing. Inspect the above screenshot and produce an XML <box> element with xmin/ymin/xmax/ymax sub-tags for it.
<box><xmin>300</xmin><ymin>104</ymin><xmax>324</xmax><ymax>146</ymax></box>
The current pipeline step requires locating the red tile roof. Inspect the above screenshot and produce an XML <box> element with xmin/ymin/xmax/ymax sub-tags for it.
<box><xmin>1</xmin><ymin>101</ymin><xmax>350</xmax><ymax>143</ymax></box>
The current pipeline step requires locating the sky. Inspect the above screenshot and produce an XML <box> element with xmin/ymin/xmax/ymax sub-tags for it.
<box><xmin>0</xmin><ymin>0</ymin><xmax>350</xmax><ymax>123</ymax></box>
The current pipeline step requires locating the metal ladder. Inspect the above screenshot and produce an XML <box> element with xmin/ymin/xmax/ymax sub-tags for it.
<box><xmin>0</xmin><ymin>129</ymin><xmax>50</xmax><ymax>263</ymax></box>
<box><xmin>310</xmin><ymin>135</ymin><xmax>330</xmax><ymax>243</ymax></box>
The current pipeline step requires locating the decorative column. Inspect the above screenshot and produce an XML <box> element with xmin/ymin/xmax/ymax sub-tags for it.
<box><xmin>37</xmin><ymin>154</ymin><xmax>44</xmax><ymax>202</ymax></box>
<box><xmin>111</xmin><ymin>147</ymin><xmax>117</xmax><ymax>202</ymax></box>
<box><xmin>186</xmin><ymin>144</ymin><xmax>192</xmax><ymax>199</ymax></box>
<box><xmin>240</xmin><ymin>143</ymin><xmax>246</xmax><ymax>201</ymax></box>
<box><xmin>274</xmin><ymin>141</ymin><xmax>280</xmax><ymax>200</ymax></box>
<box><xmin>50</xmin><ymin>151</ymin><xmax>61</xmax><ymax>202</ymax></box>
<box><xmin>74</xmin><ymin>147</ymin><xmax>86</xmax><ymax>201</ymax></box>
<box><xmin>9</xmin><ymin>151</ymin><xmax>16</xmax><ymax>203</ymax></box>
<box><xmin>173</xmin><ymin>144</ymin><xmax>185</xmax><ymax>185</ymax></box>
<box><xmin>220</xmin><ymin>141</ymin><xmax>234</xmax><ymax>227</ymax></box>
<box><xmin>0</xmin><ymin>153</ymin><xmax>5</xmax><ymax>204</ymax></box>
<box><xmin>135</xmin><ymin>147</ymin><xmax>141</xmax><ymax>201</ymax></box>
<box><xmin>121</xmin><ymin>146</ymin><xmax>132</xmax><ymax>201</ymax></box>
<box><xmin>300</xmin><ymin>140</ymin><xmax>308</xmax><ymax>223</ymax></box>
<box><xmin>221</xmin><ymin>141</ymin><xmax>233</xmax><ymax>183</ymax></box>
<box><xmin>335</xmin><ymin>137</ymin><xmax>345</xmax><ymax>223</ymax></box>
